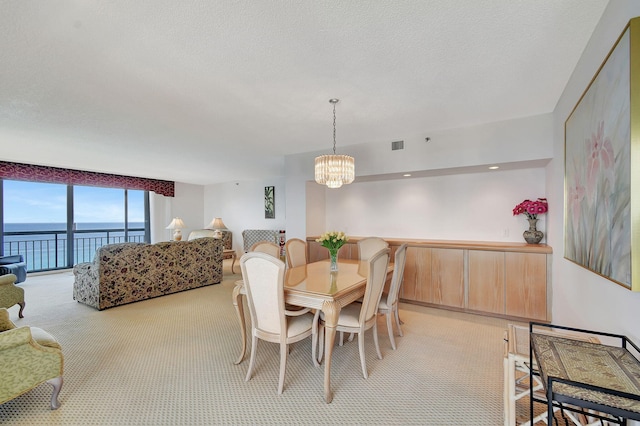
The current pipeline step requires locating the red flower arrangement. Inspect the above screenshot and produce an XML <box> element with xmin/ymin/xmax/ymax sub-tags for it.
<box><xmin>513</xmin><ymin>198</ymin><xmax>548</xmax><ymax>220</ymax></box>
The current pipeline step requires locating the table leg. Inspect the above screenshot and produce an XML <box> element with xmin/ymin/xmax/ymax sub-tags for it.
<box><xmin>232</xmin><ymin>285</ymin><xmax>247</xmax><ymax>365</ymax></box>
<box><xmin>321</xmin><ymin>300</ymin><xmax>340</xmax><ymax>403</ymax></box>
<box><xmin>230</xmin><ymin>253</ymin><xmax>237</xmax><ymax>274</ymax></box>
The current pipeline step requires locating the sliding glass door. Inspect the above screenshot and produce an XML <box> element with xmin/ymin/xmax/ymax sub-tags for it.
<box><xmin>1</xmin><ymin>179</ymin><xmax>149</xmax><ymax>272</ymax></box>
<box><xmin>1</xmin><ymin>180</ymin><xmax>67</xmax><ymax>270</ymax></box>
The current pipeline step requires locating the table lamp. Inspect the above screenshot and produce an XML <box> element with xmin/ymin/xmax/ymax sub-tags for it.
<box><xmin>207</xmin><ymin>217</ymin><xmax>227</xmax><ymax>238</ymax></box>
<box><xmin>166</xmin><ymin>217</ymin><xmax>186</xmax><ymax>241</ymax></box>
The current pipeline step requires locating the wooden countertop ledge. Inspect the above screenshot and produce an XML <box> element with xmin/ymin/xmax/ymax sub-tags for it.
<box><xmin>306</xmin><ymin>236</ymin><xmax>552</xmax><ymax>254</ymax></box>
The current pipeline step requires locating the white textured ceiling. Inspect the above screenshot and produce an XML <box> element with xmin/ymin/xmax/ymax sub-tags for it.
<box><xmin>0</xmin><ymin>1</ymin><xmax>608</xmax><ymax>185</ymax></box>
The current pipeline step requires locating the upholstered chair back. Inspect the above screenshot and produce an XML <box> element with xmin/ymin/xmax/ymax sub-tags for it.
<box><xmin>241</xmin><ymin>252</ymin><xmax>286</xmax><ymax>336</ymax></box>
<box><xmin>285</xmin><ymin>238</ymin><xmax>308</xmax><ymax>268</ymax></box>
<box><xmin>358</xmin><ymin>237</ymin><xmax>389</xmax><ymax>261</ymax></box>
<box><xmin>250</xmin><ymin>241</ymin><xmax>280</xmax><ymax>259</ymax></box>
<box><xmin>187</xmin><ymin>229</ymin><xmax>217</xmax><ymax>240</ymax></box>
<box><xmin>359</xmin><ymin>248</ymin><xmax>391</xmax><ymax>324</ymax></box>
<box><xmin>242</xmin><ymin>229</ymin><xmax>279</xmax><ymax>252</ymax></box>
<box><xmin>383</xmin><ymin>244</ymin><xmax>408</xmax><ymax>307</ymax></box>
<box><xmin>0</xmin><ymin>274</ymin><xmax>25</xmax><ymax>318</ymax></box>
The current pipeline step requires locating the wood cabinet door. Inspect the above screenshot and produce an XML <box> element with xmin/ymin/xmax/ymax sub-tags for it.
<box><xmin>505</xmin><ymin>252</ymin><xmax>547</xmax><ymax>320</ymax></box>
<box><xmin>307</xmin><ymin>241</ymin><xmax>326</xmax><ymax>262</ymax></box>
<box><xmin>339</xmin><ymin>242</ymin><xmax>358</xmax><ymax>260</ymax></box>
<box><xmin>431</xmin><ymin>248</ymin><xmax>464</xmax><ymax>308</ymax></box>
<box><xmin>468</xmin><ymin>250</ymin><xmax>505</xmax><ymax>314</ymax></box>
<box><xmin>400</xmin><ymin>246</ymin><xmax>431</xmax><ymax>303</ymax></box>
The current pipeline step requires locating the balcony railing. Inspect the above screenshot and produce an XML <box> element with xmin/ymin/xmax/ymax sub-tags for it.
<box><xmin>2</xmin><ymin>228</ymin><xmax>146</xmax><ymax>272</ymax></box>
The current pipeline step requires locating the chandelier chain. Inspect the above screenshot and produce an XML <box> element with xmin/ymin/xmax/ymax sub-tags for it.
<box><xmin>315</xmin><ymin>98</ymin><xmax>354</xmax><ymax>188</ymax></box>
<box><xmin>332</xmin><ymin>101</ymin><xmax>337</xmax><ymax>154</ymax></box>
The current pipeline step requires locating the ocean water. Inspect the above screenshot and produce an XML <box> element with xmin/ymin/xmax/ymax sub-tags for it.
<box><xmin>3</xmin><ymin>222</ymin><xmax>146</xmax><ymax>272</ymax></box>
<box><xmin>4</xmin><ymin>222</ymin><xmax>146</xmax><ymax>232</ymax></box>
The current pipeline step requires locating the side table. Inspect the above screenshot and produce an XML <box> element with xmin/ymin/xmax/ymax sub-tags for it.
<box><xmin>530</xmin><ymin>322</ymin><xmax>640</xmax><ymax>425</ymax></box>
<box><xmin>223</xmin><ymin>249</ymin><xmax>237</xmax><ymax>274</ymax></box>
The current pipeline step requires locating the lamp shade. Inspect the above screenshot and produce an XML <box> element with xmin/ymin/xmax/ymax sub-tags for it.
<box><xmin>207</xmin><ymin>217</ymin><xmax>227</xmax><ymax>230</ymax></box>
<box><xmin>166</xmin><ymin>217</ymin><xmax>186</xmax><ymax>230</ymax></box>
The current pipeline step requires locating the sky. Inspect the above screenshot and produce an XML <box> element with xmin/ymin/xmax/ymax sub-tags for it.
<box><xmin>3</xmin><ymin>180</ymin><xmax>145</xmax><ymax>223</ymax></box>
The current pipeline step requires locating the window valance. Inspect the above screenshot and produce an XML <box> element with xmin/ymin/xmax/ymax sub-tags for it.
<box><xmin>0</xmin><ymin>161</ymin><xmax>174</xmax><ymax>197</ymax></box>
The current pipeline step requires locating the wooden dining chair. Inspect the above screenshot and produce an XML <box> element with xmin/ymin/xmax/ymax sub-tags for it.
<box><xmin>378</xmin><ymin>243</ymin><xmax>408</xmax><ymax>350</ymax></box>
<box><xmin>357</xmin><ymin>237</ymin><xmax>389</xmax><ymax>261</ymax></box>
<box><xmin>285</xmin><ymin>238</ymin><xmax>308</xmax><ymax>268</ymax></box>
<box><xmin>317</xmin><ymin>248</ymin><xmax>390</xmax><ymax>379</ymax></box>
<box><xmin>250</xmin><ymin>241</ymin><xmax>280</xmax><ymax>258</ymax></box>
<box><xmin>240</xmin><ymin>252</ymin><xmax>318</xmax><ymax>394</ymax></box>
<box><xmin>343</xmin><ymin>241</ymin><xmax>402</xmax><ymax>348</ymax></box>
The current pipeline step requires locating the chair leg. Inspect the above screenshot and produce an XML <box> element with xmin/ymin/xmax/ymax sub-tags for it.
<box><xmin>339</xmin><ymin>331</ymin><xmax>344</xmax><ymax>346</ymax></box>
<box><xmin>504</xmin><ymin>356</ymin><xmax>512</xmax><ymax>426</ymax></box>
<box><xmin>47</xmin><ymin>376</ymin><xmax>63</xmax><ymax>410</ymax></box>
<box><xmin>317</xmin><ymin>326</ymin><xmax>325</xmax><ymax>363</ymax></box>
<box><xmin>372</xmin><ymin>322</ymin><xmax>383</xmax><ymax>360</ymax></box>
<box><xmin>357</xmin><ymin>332</ymin><xmax>368</xmax><ymax>379</ymax></box>
<box><xmin>278</xmin><ymin>342</ymin><xmax>287</xmax><ymax>394</ymax></box>
<box><xmin>312</xmin><ymin>313</ymin><xmax>321</xmax><ymax>367</ymax></box>
<box><xmin>245</xmin><ymin>336</ymin><xmax>258</xmax><ymax>382</ymax></box>
<box><xmin>394</xmin><ymin>308</ymin><xmax>403</xmax><ymax>337</ymax></box>
<box><xmin>386</xmin><ymin>312</ymin><xmax>396</xmax><ymax>350</ymax></box>
<box><xmin>348</xmin><ymin>332</ymin><xmax>355</xmax><ymax>342</ymax></box>
<box><xmin>18</xmin><ymin>301</ymin><xmax>25</xmax><ymax>318</ymax></box>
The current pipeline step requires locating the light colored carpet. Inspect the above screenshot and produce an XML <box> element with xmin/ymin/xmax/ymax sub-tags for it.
<box><xmin>0</xmin><ymin>260</ymin><xmax>519</xmax><ymax>425</ymax></box>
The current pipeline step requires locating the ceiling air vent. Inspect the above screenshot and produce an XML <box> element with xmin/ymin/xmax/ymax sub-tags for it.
<box><xmin>391</xmin><ymin>140</ymin><xmax>404</xmax><ymax>151</ymax></box>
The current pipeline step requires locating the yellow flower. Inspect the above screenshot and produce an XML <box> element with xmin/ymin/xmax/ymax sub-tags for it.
<box><xmin>317</xmin><ymin>230</ymin><xmax>349</xmax><ymax>251</ymax></box>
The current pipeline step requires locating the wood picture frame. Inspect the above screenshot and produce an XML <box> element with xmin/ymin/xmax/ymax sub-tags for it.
<box><xmin>564</xmin><ymin>17</ymin><xmax>640</xmax><ymax>290</ymax></box>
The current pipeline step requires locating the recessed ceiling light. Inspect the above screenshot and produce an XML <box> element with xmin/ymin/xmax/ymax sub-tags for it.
<box><xmin>403</xmin><ymin>173</ymin><xmax>411</xmax><ymax>177</ymax></box>
<box><xmin>488</xmin><ymin>166</ymin><xmax>499</xmax><ymax>170</ymax></box>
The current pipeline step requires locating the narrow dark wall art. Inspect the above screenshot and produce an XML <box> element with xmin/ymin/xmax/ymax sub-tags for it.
<box><xmin>265</xmin><ymin>186</ymin><xmax>275</xmax><ymax>219</ymax></box>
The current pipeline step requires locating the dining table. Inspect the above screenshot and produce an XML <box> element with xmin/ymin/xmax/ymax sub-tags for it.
<box><xmin>232</xmin><ymin>258</ymin><xmax>393</xmax><ymax>403</ymax></box>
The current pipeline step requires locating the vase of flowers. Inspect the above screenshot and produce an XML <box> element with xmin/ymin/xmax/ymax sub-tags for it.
<box><xmin>513</xmin><ymin>198</ymin><xmax>548</xmax><ymax>244</ymax></box>
<box><xmin>316</xmin><ymin>231</ymin><xmax>349</xmax><ymax>271</ymax></box>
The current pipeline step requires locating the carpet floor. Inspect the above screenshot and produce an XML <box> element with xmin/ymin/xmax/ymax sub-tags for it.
<box><xmin>0</xmin><ymin>259</ymin><xmax>527</xmax><ymax>425</ymax></box>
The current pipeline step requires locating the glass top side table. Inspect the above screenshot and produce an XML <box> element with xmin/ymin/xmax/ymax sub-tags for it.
<box><xmin>530</xmin><ymin>322</ymin><xmax>640</xmax><ymax>425</ymax></box>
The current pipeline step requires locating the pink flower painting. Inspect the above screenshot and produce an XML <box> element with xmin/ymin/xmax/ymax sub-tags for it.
<box><xmin>564</xmin><ymin>25</ymin><xmax>632</xmax><ymax>288</ymax></box>
<box><xmin>585</xmin><ymin>121</ymin><xmax>615</xmax><ymax>201</ymax></box>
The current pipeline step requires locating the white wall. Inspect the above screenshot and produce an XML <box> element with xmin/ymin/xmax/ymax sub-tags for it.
<box><xmin>549</xmin><ymin>0</ymin><xmax>640</xmax><ymax>342</ymax></box>
<box><xmin>283</xmin><ymin>160</ymin><xmax>309</xmax><ymax>241</ymax></box>
<box><xmin>350</xmin><ymin>113</ymin><xmax>553</xmax><ymax>177</ymax></box>
<box><xmin>204</xmin><ymin>177</ymin><xmax>286</xmax><ymax>252</ymax></box>
<box><xmin>150</xmin><ymin>182</ymin><xmax>204</xmax><ymax>243</ymax></box>
<box><xmin>285</xmin><ymin>113</ymin><xmax>553</xmax><ymax>242</ymax></box>
<box><xmin>305</xmin><ymin>181</ymin><xmax>326</xmax><ymax>238</ymax></box>
<box><xmin>325</xmin><ymin>168</ymin><xmax>546</xmax><ymax>242</ymax></box>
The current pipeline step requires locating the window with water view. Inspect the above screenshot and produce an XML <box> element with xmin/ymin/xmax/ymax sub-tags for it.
<box><xmin>1</xmin><ymin>180</ymin><xmax>149</xmax><ymax>272</ymax></box>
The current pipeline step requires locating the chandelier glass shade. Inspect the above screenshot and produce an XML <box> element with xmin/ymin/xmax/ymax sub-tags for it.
<box><xmin>314</xmin><ymin>98</ymin><xmax>355</xmax><ymax>188</ymax></box>
<box><xmin>314</xmin><ymin>154</ymin><xmax>355</xmax><ymax>189</ymax></box>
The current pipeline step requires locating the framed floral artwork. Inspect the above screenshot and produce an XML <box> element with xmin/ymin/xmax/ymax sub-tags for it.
<box><xmin>564</xmin><ymin>17</ymin><xmax>639</xmax><ymax>290</ymax></box>
<box><xmin>264</xmin><ymin>186</ymin><xmax>275</xmax><ymax>219</ymax></box>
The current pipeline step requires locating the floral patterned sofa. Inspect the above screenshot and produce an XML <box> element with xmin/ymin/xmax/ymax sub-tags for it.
<box><xmin>73</xmin><ymin>238</ymin><xmax>223</xmax><ymax>310</ymax></box>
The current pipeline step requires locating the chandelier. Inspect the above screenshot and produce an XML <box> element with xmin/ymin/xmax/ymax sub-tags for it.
<box><xmin>314</xmin><ymin>99</ymin><xmax>355</xmax><ymax>188</ymax></box>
